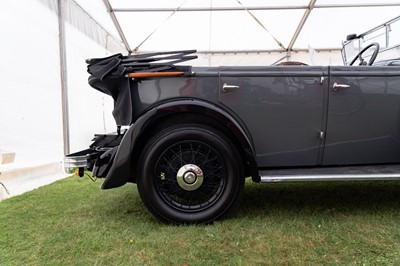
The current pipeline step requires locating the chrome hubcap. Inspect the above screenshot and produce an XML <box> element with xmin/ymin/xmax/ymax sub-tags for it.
<box><xmin>177</xmin><ymin>164</ymin><xmax>204</xmax><ymax>191</ymax></box>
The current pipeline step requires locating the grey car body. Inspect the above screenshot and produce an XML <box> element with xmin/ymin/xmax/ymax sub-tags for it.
<box><xmin>65</xmin><ymin>22</ymin><xmax>400</xmax><ymax>223</ymax></box>
<box><xmin>88</xmin><ymin>63</ymin><xmax>400</xmax><ymax>182</ymax></box>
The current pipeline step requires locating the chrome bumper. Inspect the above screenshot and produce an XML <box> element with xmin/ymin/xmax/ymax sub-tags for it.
<box><xmin>64</xmin><ymin>154</ymin><xmax>89</xmax><ymax>176</ymax></box>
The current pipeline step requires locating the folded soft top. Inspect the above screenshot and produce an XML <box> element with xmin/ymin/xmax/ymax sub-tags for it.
<box><xmin>86</xmin><ymin>50</ymin><xmax>197</xmax><ymax>80</ymax></box>
<box><xmin>86</xmin><ymin>50</ymin><xmax>197</xmax><ymax>126</ymax></box>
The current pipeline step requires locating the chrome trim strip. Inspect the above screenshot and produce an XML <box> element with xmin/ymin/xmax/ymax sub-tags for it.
<box><xmin>260</xmin><ymin>173</ymin><xmax>400</xmax><ymax>183</ymax></box>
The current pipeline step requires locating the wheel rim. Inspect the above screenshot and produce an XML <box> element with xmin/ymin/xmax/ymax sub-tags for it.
<box><xmin>154</xmin><ymin>140</ymin><xmax>226</xmax><ymax>212</ymax></box>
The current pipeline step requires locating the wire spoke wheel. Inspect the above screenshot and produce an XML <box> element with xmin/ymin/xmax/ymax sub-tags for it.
<box><xmin>155</xmin><ymin>141</ymin><xmax>226</xmax><ymax>212</ymax></box>
<box><xmin>137</xmin><ymin>124</ymin><xmax>244</xmax><ymax>224</ymax></box>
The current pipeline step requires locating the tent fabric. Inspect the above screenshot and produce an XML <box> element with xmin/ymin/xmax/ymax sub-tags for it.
<box><xmin>65</xmin><ymin>23</ymin><xmax>116</xmax><ymax>153</ymax></box>
<box><xmin>0</xmin><ymin>0</ymin><xmax>64</xmax><ymax>163</ymax></box>
<box><xmin>37</xmin><ymin>0</ymin><xmax>124</xmax><ymax>54</ymax></box>
<box><xmin>103</xmin><ymin>0</ymin><xmax>400</xmax><ymax>53</ymax></box>
<box><xmin>0</xmin><ymin>0</ymin><xmax>117</xmax><ymax>164</ymax></box>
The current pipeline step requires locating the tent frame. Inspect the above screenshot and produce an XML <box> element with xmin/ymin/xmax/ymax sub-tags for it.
<box><xmin>103</xmin><ymin>0</ymin><xmax>400</xmax><ymax>54</ymax></box>
<box><xmin>58</xmin><ymin>0</ymin><xmax>70</xmax><ymax>155</ymax></box>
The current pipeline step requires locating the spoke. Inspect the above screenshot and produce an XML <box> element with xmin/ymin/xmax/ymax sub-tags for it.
<box><xmin>161</xmin><ymin>178</ymin><xmax>178</xmax><ymax>184</ymax></box>
<box><xmin>161</xmin><ymin>186</ymin><xmax>184</xmax><ymax>195</ymax></box>
<box><xmin>193</xmin><ymin>190</ymin><xmax>207</xmax><ymax>205</ymax></box>
<box><xmin>190</xmin><ymin>143</ymin><xmax>194</xmax><ymax>164</ymax></box>
<box><xmin>187</xmin><ymin>191</ymin><xmax>196</xmax><ymax>206</ymax></box>
<box><xmin>199</xmin><ymin>150</ymin><xmax>211</xmax><ymax>168</ymax></box>
<box><xmin>179</xmin><ymin>144</ymin><xmax>183</xmax><ymax>165</ymax></box>
<box><xmin>200</xmin><ymin>155</ymin><xmax>218</xmax><ymax>168</ymax></box>
<box><xmin>201</xmin><ymin>183</ymin><xmax>221</xmax><ymax>189</ymax></box>
<box><xmin>206</xmin><ymin>165</ymin><xmax>223</xmax><ymax>175</ymax></box>
<box><xmin>163</xmin><ymin>156</ymin><xmax>178</xmax><ymax>172</ymax></box>
<box><xmin>192</xmin><ymin>144</ymin><xmax>201</xmax><ymax>164</ymax></box>
<box><xmin>169</xmin><ymin>145</ymin><xmax>184</xmax><ymax>166</ymax></box>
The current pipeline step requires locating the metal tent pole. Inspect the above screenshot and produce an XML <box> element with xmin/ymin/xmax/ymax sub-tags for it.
<box><xmin>103</xmin><ymin>0</ymin><xmax>132</xmax><ymax>53</ymax></box>
<box><xmin>287</xmin><ymin>0</ymin><xmax>317</xmax><ymax>51</ymax></box>
<box><xmin>58</xmin><ymin>0</ymin><xmax>70</xmax><ymax>155</ymax></box>
<box><xmin>111</xmin><ymin>3</ymin><xmax>400</xmax><ymax>12</ymax></box>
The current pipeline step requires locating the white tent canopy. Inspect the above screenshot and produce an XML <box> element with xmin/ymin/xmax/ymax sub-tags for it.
<box><xmin>98</xmin><ymin>0</ymin><xmax>400</xmax><ymax>52</ymax></box>
<box><xmin>76</xmin><ymin>0</ymin><xmax>400</xmax><ymax>65</ymax></box>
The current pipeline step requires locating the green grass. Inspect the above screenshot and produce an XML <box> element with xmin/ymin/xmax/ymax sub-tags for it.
<box><xmin>1</xmin><ymin>176</ymin><xmax>400</xmax><ymax>265</ymax></box>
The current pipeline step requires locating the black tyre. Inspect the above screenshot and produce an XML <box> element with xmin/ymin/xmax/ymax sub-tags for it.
<box><xmin>137</xmin><ymin>124</ymin><xmax>244</xmax><ymax>224</ymax></box>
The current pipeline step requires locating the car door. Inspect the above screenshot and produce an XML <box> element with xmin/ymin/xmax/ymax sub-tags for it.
<box><xmin>323</xmin><ymin>66</ymin><xmax>400</xmax><ymax>165</ymax></box>
<box><xmin>219</xmin><ymin>66</ymin><xmax>328</xmax><ymax>168</ymax></box>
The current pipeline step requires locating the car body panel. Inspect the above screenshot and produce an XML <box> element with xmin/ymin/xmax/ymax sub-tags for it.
<box><xmin>219</xmin><ymin>66</ymin><xmax>329</xmax><ymax>167</ymax></box>
<box><xmin>323</xmin><ymin>66</ymin><xmax>400</xmax><ymax>165</ymax></box>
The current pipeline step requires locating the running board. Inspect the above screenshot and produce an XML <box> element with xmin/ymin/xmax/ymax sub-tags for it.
<box><xmin>259</xmin><ymin>165</ymin><xmax>400</xmax><ymax>183</ymax></box>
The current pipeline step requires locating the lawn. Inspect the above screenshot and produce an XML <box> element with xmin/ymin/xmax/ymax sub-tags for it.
<box><xmin>1</xmin><ymin>175</ymin><xmax>400</xmax><ymax>265</ymax></box>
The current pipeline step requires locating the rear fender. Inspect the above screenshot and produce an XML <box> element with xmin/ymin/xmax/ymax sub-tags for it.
<box><xmin>101</xmin><ymin>99</ymin><xmax>258</xmax><ymax>189</ymax></box>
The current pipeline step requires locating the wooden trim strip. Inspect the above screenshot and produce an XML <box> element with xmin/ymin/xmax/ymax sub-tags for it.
<box><xmin>126</xmin><ymin>72</ymin><xmax>184</xmax><ymax>78</ymax></box>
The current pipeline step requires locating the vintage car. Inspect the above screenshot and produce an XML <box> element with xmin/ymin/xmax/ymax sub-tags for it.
<box><xmin>65</xmin><ymin>16</ymin><xmax>400</xmax><ymax>224</ymax></box>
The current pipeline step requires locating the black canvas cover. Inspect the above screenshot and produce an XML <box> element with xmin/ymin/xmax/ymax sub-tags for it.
<box><xmin>86</xmin><ymin>50</ymin><xmax>197</xmax><ymax>126</ymax></box>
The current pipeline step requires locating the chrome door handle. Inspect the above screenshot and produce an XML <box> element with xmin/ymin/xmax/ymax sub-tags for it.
<box><xmin>333</xmin><ymin>82</ymin><xmax>350</xmax><ymax>92</ymax></box>
<box><xmin>222</xmin><ymin>83</ymin><xmax>240</xmax><ymax>93</ymax></box>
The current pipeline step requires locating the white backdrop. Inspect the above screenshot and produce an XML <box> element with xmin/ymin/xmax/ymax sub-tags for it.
<box><xmin>0</xmin><ymin>0</ymin><xmax>63</xmax><ymax>164</ymax></box>
<box><xmin>0</xmin><ymin>0</ymin><xmax>116</xmax><ymax>165</ymax></box>
<box><xmin>66</xmin><ymin>24</ymin><xmax>116</xmax><ymax>153</ymax></box>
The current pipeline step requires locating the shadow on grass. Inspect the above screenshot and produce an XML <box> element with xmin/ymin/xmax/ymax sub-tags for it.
<box><xmin>238</xmin><ymin>181</ymin><xmax>400</xmax><ymax>217</ymax></box>
<box><xmin>103</xmin><ymin>181</ymin><xmax>400</xmax><ymax>222</ymax></box>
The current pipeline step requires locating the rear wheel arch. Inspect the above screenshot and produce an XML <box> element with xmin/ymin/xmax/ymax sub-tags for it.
<box><xmin>130</xmin><ymin>100</ymin><xmax>258</xmax><ymax>183</ymax></box>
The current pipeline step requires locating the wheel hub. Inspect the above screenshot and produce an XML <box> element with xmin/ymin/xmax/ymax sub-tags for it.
<box><xmin>183</xmin><ymin>172</ymin><xmax>196</xmax><ymax>184</ymax></box>
<box><xmin>177</xmin><ymin>164</ymin><xmax>204</xmax><ymax>191</ymax></box>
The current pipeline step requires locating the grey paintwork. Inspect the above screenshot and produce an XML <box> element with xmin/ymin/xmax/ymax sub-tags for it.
<box><xmin>324</xmin><ymin>66</ymin><xmax>400</xmax><ymax>165</ymax></box>
<box><xmin>219</xmin><ymin>66</ymin><xmax>328</xmax><ymax>167</ymax></box>
<box><xmin>135</xmin><ymin>65</ymin><xmax>400</xmax><ymax>168</ymax></box>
